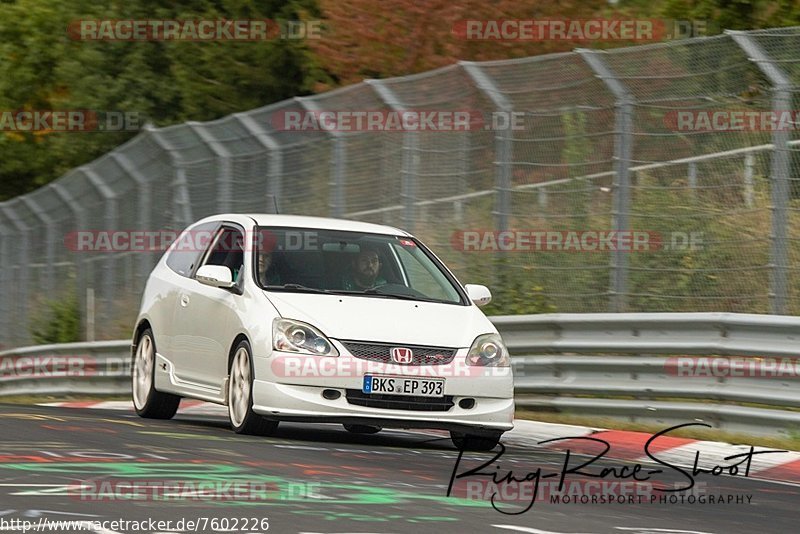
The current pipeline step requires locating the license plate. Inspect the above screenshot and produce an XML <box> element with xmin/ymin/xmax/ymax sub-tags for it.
<box><xmin>362</xmin><ymin>375</ymin><xmax>444</xmax><ymax>397</ymax></box>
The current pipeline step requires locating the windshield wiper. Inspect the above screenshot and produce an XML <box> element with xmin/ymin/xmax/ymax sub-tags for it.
<box><xmin>264</xmin><ymin>284</ymin><xmax>332</xmax><ymax>294</ymax></box>
<box><xmin>362</xmin><ymin>288</ymin><xmax>419</xmax><ymax>300</ymax></box>
<box><xmin>333</xmin><ymin>288</ymin><xmax>451</xmax><ymax>304</ymax></box>
<box><xmin>327</xmin><ymin>289</ymin><xmax>406</xmax><ymax>299</ymax></box>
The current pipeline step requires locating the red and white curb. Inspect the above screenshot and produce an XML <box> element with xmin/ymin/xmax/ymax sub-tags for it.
<box><xmin>507</xmin><ymin>420</ymin><xmax>800</xmax><ymax>485</ymax></box>
<box><xmin>40</xmin><ymin>400</ymin><xmax>800</xmax><ymax>484</ymax></box>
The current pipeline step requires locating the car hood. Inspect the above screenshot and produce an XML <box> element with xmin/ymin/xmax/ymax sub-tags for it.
<box><xmin>264</xmin><ymin>292</ymin><xmax>494</xmax><ymax>348</ymax></box>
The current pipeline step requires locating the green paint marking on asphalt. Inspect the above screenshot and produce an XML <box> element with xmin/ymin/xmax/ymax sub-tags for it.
<box><xmin>290</xmin><ymin>511</ymin><xmax>459</xmax><ymax>522</ymax></box>
<box><xmin>0</xmin><ymin>462</ymin><xmax>241</xmax><ymax>478</ymax></box>
<box><xmin>408</xmin><ymin>516</ymin><xmax>460</xmax><ymax>523</ymax></box>
<box><xmin>3</xmin><ymin>463</ymin><xmax>485</xmax><ymax>509</ymax></box>
<box><xmin>210</xmin><ymin>481</ymin><xmax>486</xmax><ymax>508</ymax></box>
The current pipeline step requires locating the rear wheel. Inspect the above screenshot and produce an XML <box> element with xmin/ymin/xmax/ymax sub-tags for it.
<box><xmin>132</xmin><ymin>328</ymin><xmax>180</xmax><ymax>419</ymax></box>
<box><xmin>228</xmin><ymin>340</ymin><xmax>278</xmax><ymax>436</ymax></box>
<box><xmin>343</xmin><ymin>424</ymin><xmax>381</xmax><ymax>434</ymax></box>
<box><xmin>450</xmin><ymin>431</ymin><xmax>501</xmax><ymax>452</ymax></box>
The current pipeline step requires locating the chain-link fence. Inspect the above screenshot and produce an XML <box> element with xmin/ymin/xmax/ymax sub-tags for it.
<box><xmin>2</xmin><ymin>27</ymin><xmax>800</xmax><ymax>347</ymax></box>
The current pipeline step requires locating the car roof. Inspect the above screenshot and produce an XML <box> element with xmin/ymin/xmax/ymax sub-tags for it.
<box><xmin>194</xmin><ymin>213</ymin><xmax>412</xmax><ymax>237</ymax></box>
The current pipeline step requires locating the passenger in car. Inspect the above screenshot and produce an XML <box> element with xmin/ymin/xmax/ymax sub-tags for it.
<box><xmin>257</xmin><ymin>251</ymin><xmax>282</xmax><ymax>286</ymax></box>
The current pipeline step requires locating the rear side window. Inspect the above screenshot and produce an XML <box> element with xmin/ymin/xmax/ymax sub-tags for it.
<box><xmin>165</xmin><ymin>222</ymin><xmax>219</xmax><ymax>277</ymax></box>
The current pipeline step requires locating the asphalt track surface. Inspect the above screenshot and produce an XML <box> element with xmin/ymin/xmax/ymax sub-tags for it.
<box><xmin>0</xmin><ymin>404</ymin><xmax>796</xmax><ymax>534</ymax></box>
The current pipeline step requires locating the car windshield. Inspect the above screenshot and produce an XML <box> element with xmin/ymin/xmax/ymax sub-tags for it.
<box><xmin>253</xmin><ymin>227</ymin><xmax>465</xmax><ymax>305</ymax></box>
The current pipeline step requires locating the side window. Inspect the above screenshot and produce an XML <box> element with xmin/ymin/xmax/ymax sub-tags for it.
<box><xmin>198</xmin><ymin>226</ymin><xmax>245</xmax><ymax>283</ymax></box>
<box><xmin>165</xmin><ymin>222</ymin><xmax>219</xmax><ymax>277</ymax></box>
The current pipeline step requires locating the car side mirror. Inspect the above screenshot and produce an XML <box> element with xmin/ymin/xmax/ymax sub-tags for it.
<box><xmin>465</xmin><ymin>284</ymin><xmax>492</xmax><ymax>307</ymax></box>
<box><xmin>196</xmin><ymin>265</ymin><xmax>235</xmax><ymax>289</ymax></box>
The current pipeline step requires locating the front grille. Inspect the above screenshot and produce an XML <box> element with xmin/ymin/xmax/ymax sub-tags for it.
<box><xmin>340</xmin><ymin>341</ymin><xmax>457</xmax><ymax>366</ymax></box>
<box><xmin>345</xmin><ymin>390</ymin><xmax>454</xmax><ymax>412</ymax></box>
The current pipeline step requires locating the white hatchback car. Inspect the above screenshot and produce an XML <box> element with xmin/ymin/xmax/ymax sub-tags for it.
<box><xmin>131</xmin><ymin>214</ymin><xmax>514</xmax><ymax>450</ymax></box>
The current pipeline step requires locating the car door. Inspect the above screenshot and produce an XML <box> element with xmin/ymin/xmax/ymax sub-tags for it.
<box><xmin>170</xmin><ymin>224</ymin><xmax>246</xmax><ymax>392</ymax></box>
<box><xmin>156</xmin><ymin>220</ymin><xmax>220</xmax><ymax>360</ymax></box>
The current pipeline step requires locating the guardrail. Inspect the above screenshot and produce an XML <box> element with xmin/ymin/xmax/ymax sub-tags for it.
<box><xmin>0</xmin><ymin>340</ymin><xmax>130</xmax><ymax>397</ymax></box>
<box><xmin>2</xmin><ymin>313</ymin><xmax>798</xmax><ymax>436</ymax></box>
<box><xmin>494</xmin><ymin>313</ymin><xmax>800</xmax><ymax>437</ymax></box>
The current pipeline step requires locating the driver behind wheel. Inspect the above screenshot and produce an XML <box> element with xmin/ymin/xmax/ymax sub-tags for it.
<box><xmin>342</xmin><ymin>246</ymin><xmax>387</xmax><ymax>290</ymax></box>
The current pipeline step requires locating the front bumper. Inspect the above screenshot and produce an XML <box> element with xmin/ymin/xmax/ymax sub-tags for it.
<box><xmin>252</xmin><ymin>347</ymin><xmax>515</xmax><ymax>435</ymax></box>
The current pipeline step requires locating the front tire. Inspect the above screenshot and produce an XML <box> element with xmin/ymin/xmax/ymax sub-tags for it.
<box><xmin>450</xmin><ymin>431</ymin><xmax>502</xmax><ymax>452</ymax></box>
<box><xmin>228</xmin><ymin>340</ymin><xmax>278</xmax><ymax>436</ymax></box>
<box><xmin>132</xmin><ymin>328</ymin><xmax>180</xmax><ymax>419</ymax></box>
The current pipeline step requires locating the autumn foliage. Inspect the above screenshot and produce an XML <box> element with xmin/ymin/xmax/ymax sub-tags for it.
<box><xmin>310</xmin><ymin>0</ymin><xmax>610</xmax><ymax>88</ymax></box>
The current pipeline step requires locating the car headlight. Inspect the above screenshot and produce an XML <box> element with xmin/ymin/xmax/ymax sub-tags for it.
<box><xmin>272</xmin><ymin>318</ymin><xmax>339</xmax><ymax>357</ymax></box>
<box><xmin>466</xmin><ymin>333</ymin><xmax>509</xmax><ymax>367</ymax></box>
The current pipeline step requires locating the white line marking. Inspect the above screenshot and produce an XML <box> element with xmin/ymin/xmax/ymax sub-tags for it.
<box><xmin>615</xmin><ymin>528</ymin><xmax>717</xmax><ymax>534</ymax></box>
<box><xmin>493</xmin><ymin>526</ymin><xmax>598</xmax><ymax>534</ymax></box>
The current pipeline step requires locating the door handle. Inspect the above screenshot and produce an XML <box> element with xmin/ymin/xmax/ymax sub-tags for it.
<box><xmin>180</xmin><ymin>294</ymin><xmax>190</xmax><ymax>307</ymax></box>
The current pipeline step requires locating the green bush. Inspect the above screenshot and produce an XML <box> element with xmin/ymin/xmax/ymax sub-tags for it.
<box><xmin>461</xmin><ymin>254</ymin><xmax>557</xmax><ymax>316</ymax></box>
<box><xmin>29</xmin><ymin>293</ymin><xmax>81</xmax><ymax>345</ymax></box>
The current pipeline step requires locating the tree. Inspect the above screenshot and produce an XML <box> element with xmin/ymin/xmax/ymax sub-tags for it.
<box><xmin>0</xmin><ymin>0</ymin><xmax>327</xmax><ymax>200</ymax></box>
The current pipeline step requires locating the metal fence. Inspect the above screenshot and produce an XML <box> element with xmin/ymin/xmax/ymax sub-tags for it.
<box><xmin>2</xmin><ymin>28</ymin><xmax>800</xmax><ymax>347</ymax></box>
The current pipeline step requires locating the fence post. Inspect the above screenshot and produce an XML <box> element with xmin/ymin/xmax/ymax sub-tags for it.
<box><xmin>578</xmin><ymin>49</ymin><xmax>635</xmax><ymax>313</ymax></box>
<box><xmin>462</xmin><ymin>61</ymin><xmax>513</xmax><ymax>234</ymax></box>
<box><xmin>80</xmin><ymin>166</ymin><xmax>118</xmax><ymax>326</ymax></box>
<box><xmin>368</xmin><ymin>79</ymin><xmax>419</xmax><ymax>232</ymax></box>
<box><xmin>743</xmin><ymin>152</ymin><xmax>755</xmax><ymax>209</ymax></box>
<box><xmin>296</xmin><ymin>98</ymin><xmax>345</xmax><ymax>218</ymax></box>
<box><xmin>189</xmin><ymin>123</ymin><xmax>233</xmax><ymax>213</ymax></box>
<box><xmin>52</xmin><ymin>183</ymin><xmax>88</xmax><ymax>339</ymax></box>
<box><xmin>536</xmin><ymin>187</ymin><xmax>547</xmax><ymax>210</ymax></box>
<box><xmin>768</xmin><ymin>88</ymin><xmax>791</xmax><ymax>315</ymax></box>
<box><xmin>20</xmin><ymin>197</ymin><xmax>55</xmax><ymax>297</ymax></box>
<box><xmin>331</xmin><ymin>136</ymin><xmax>346</xmax><ymax>218</ymax></box>
<box><xmin>729</xmin><ymin>31</ymin><xmax>792</xmax><ymax>314</ymax></box>
<box><xmin>147</xmin><ymin>126</ymin><xmax>193</xmax><ymax>229</ymax></box>
<box><xmin>0</xmin><ymin>216</ymin><xmax>9</xmax><ymax>346</ymax></box>
<box><xmin>111</xmin><ymin>152</ymin><xmax>154</xmax><ymax>286</ymax></box>
<box><xmin>86</xmin><ymin>287</ymin><xmax>95</xmax><ymax>342</ymax></box>
<box><xmin>235</xmin><ymin>112</ymin><xmax>284</xmax><ymax>211</ymax></box>
<box><xmin>688</xmin><ymin>162</ymin><xmax>697</xmax><ymax>195</ymax></box>
<box><xmin>0</xmin><ymin>204</ymin><xmax>29</xmax><ymax>346</ymax></box>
